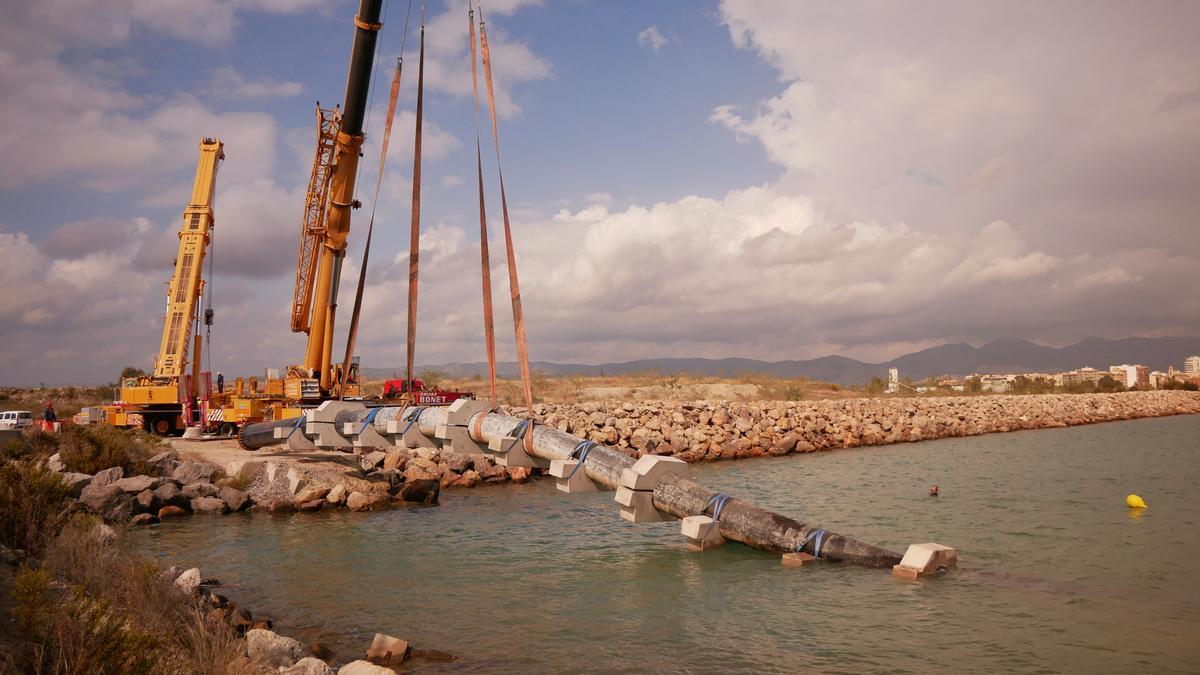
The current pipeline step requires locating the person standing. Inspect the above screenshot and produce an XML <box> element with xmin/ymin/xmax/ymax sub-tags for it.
<box><xmin>43</xmin><ymin>401</ymin><xmax>57</xmax><ymax>430</ymax></box>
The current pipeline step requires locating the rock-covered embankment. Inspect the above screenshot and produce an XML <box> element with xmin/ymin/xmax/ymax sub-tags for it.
<box><xmin>55</xmin><ymin>392</ymin><xmax>1200</xmax><ymax>525</ymax></box>
<box><xmin>525</xmin><ymin>391</ymin><xmax>1200</xmax><ymax>462</ymax></box>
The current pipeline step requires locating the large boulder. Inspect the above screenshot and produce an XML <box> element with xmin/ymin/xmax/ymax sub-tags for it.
<box><xmin>283</xmin><ymin>657</ymin><xmax>334</xmax><ymax>675</ymax></box>
<box><xmin>173</xmin><ymin>460</ymin><xmax>215</xmax><ymax>485</ymax></box>
<box><xmin>59</xmin><ymin>472</ymin><xmax>92</xmax><ymax>496</ymax></box>
<box><xmin>153</xmin><ymin>481</ymin><xmax>190</xmax><ymax>509</ymax></box>
<box><xmin>158</xmin><ymin>505</ymin><xmax>188</xmax><ymax>519</ymax></box>
<box><xmin>444</xmin><ymin>453</ymin><xmax>471</xmax><ymax>474</ymax></box>
<box><xmin>190</xmin><ymin>497</ymin><xmax>230</xmax><ymax>514</ymax></box>
<box><xmin>326</xmin><ymin>484</ymin><xmax>348</xmax><ymax>506</ymax></box>
<box><xmin>360</xmin><ymin>450</ymin><xmax>387</xmax><ymax>472</ymax></box>
<box><xmin>219</xmin><ymin>486</ymin><xmax>251</xmax><ymax>512</ymax></box>
<box><xmin>79</xmin><ymin>484</ymin><xmax>133</xmax><ymax>521</ymax></box>
<box><xmin>382</xmin><ymin>449</ymin><xmax>410</xmax><ymax>472</ymax></box>
<box><xmin>396</xmin><ymin>479</ymin><xmax>439</xmax><ymax>505</ymax></box>
<box><xmin>294</xmin><ymin>486</ymin><xmax>330</xmax><ymax>504</ymax></box>
<box><xmin>113</xmin><ymin>475</ymin><xmax>159</xmax><ymax>493</ymax></box>
<box><xmin>245</xmin><ymin>628</ymin><xmax>307</xmax><ymax>669</ymax></box>
<box><xmin>147</xmin><ymin>450</ymin><xmax>178</xmax><ymax>474</ymax></box>
<box><xmin>346</xmin><ymin>491</ymin><xmax>389</xmax><ymax>512</ymax></box>
<box><xmin>338</xmin><ymin>661</ymin><xmax>397</xmax><ymax>675</ymax></box>
<box><xmin>134</xmin><ymin>489</ymin><xmax>160</xmax><ymax>514</ymax></box>
<box><xmin>174</xmin><ymin>567</ymin><xmax>202</xmax><ymax>595</ymax></box>
<box><xmin>403</xmin><ymin>457</ymin><xmax>441</xmax><ymax>483</ymax></box>
<box><xmin>182</xmin><ymin>481</ymin><xmax>220</xmax><ymax>499</ymax></box>
<box><xmin>91</xmin><ymin>466</ymin><xmax>124</xmax><ymax>488</ymax></box>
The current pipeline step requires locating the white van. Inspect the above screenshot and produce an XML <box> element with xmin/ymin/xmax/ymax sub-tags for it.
<box><xmin>0</xmin><ymin>410</ymin><xmax>34</xmax><ymax>429</ymax></box>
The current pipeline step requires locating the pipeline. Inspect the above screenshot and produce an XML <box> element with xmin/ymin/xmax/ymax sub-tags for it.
<box><xmin>240</xmin><ymin>406</ymin><xmax>903</xmax><ymax>568</ymax></box>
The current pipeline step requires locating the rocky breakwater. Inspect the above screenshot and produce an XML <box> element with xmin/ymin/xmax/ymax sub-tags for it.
<box><xmin>526</xmin><ymin>391</ymin><xmax>1200</xmax><ymax>463</ymax></box>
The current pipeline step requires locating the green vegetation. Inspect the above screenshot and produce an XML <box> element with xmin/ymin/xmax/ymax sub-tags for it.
<box><xmin>0</xmin><ymin>457</ymin><xmax>249</xmax><ymax>673</ymax></box>
<box><xmin>0</xmin><ymin>461</ymin><xmax>73</xmax><ymax>555</ymax></box>
<box><xmin>4</xmin><ymin>425</ymin><xmax>164</xmax><ymax>476</ymax></box>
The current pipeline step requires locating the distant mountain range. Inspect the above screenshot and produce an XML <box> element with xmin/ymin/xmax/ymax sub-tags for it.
<box><xmin>362</xmin><ymin>336</ymin><xmax>1200</xmax><ymax>387</ymax></box>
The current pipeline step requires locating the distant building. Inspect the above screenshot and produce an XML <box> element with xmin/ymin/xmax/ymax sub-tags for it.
<box><xmin>1061</xmin><ymin>367</ymin><xmax>1109</xmax><ymax>387</ymax></box>
<box><xmin>1185</xmin><ymin>355</ymin><xmax>1200</xmax><ymax>375</ymax></box>
<box><xmin>938</xmin><ymin>378</ymin><xmax>965</xmax><ymax>392</ymax></box>
<box><xmin>887</xmin><ymin>368</ymin><xmax>899</xmax><ymax>394</ymax></box>
<box><xmin>1110</xmin><ymin>364</ymin><xmax>1149</xmax><ymax>389</ymax></box>
<box><xmin>979</xmin><ymin>374</ymin><xmax>1012</xmax><ymax>393</ymax></box>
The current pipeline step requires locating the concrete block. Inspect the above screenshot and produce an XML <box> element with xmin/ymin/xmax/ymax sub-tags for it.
<box><xmin>306</xmin><ymin>399</ymin><xmax>366</xmax><ymax>424</ymax></box>
<box><xmin>366</xmin><ymin>632</ymin><xmax>411</xmax><ymax>664</ymax></box>
<box><xmin>286</xmin><ymin>468</ymin><xmax>307</xmax><ymax>495</ymax></box>
<box><xmin>616</xmin><ymin>486</ymin><xmax>670</xmax><ymax>523</ymax></box>
<box><xmin>486</xmin><ymin>435</ymin><xmax>548</xmax><ymax>469</ymax></box>
<box><xmin>384</xmin><ymin>419</ymin><xmax>437</xmax><ymax>449</ymax></box>
<box><xmin>682</xmin><ymin>515</ymin><xmax>725</xmax><ymax>551</ymax></box>
<box><xmin>306</xmin><ymin>420</ymin><xmax>351</xmax><ymax>449</ymax></box>
<box><xmin>619</xmin><ymin>455</ymin><xmax>689</xmax><ymax>491</ymax></box>
<box><xmin>892</xmin><ymin>543</ymin><xmax>957</xmax><ymax>580</ymax></box>
<box><xmin>435</xmin><ymin>424</ymin><xmax>488</xmax><ymax>454</ymax></box>
<box><xmin>549</xmin><ymin>459</ymin><xmax>599</xmax><ymax>493</ymax></box>
<box><xmin>285</xmin><ymin>431</ymin><xmax>317</xmax><ymax>451</ymax></box>
<box><xmin>445</xmin><ymin>398</ymin><xmax>490</xmax><ymax>426</ymax></box>
<box><xmin>781</xmin><ymin>552</ymin><xmax>816</xmax><ymax>568</ymax></box>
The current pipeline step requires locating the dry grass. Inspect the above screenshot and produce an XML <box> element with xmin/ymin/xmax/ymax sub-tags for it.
<box><xmin>0</xmin><ymin>386</ymin><xmax>113</xmax><ymax>421</ymax></box>
<box><xmin>5</xmin><ymin>518</ymin><xmax>251</xmax><ymax>674</ymax></box>
<box><xmin>0</xmin><ymin>460</ymin><xmax>74</xmax><ymax>555</ymax></box>
<box><xmin>361</xmin><ymin>371</ymin><xmax>859</xmax><ymax>406</ymax></box>
<box><xmin>5</xmin><ymin>425</ymin><xmax>166</xmax><ymax>476</ymax></box>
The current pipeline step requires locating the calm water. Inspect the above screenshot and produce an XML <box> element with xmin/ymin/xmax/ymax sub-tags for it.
<box><xmin>130</xmin><ymin>415</ymin><xmax>1200</xmax><ymax>673</ymax></box>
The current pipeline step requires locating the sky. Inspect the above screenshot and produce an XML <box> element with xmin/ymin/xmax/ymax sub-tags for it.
<box><xmin>1</xmin><ymin>0</ymin><xmax>1198</xmax><ymax>386</ymax></box>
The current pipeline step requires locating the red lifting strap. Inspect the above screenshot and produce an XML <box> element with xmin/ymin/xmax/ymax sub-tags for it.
<box><xmin>468</xmin><ymin>2</ymin><xmax>498</xmax><ymax>409</ymax></box>
<box><xmin>479</xmin><ymin>9</ymin><xmax>534</xmax><ymax>414</ymax></box>
<box><xmin>404</xmin><ymin>26</ymin><xmax>426</xmax><ymax>396</ymax></box>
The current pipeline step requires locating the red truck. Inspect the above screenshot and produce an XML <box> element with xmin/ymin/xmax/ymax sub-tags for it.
<box><xmin>381</xmin><ymin>379</ymin><xmax>474</xmax><ymax>405</ymax></box>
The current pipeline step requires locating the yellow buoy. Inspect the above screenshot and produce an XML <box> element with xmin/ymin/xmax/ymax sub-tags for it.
<box><xmin>1126</xmin><ymin>494</ymin><xmax>1147</xmax><ymax>509</ymax></box>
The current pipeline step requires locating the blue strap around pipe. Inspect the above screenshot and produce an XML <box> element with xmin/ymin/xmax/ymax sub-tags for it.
<box><xmin>358</xmin><ymin>407</ymin><xmax>381</xmax><ymax>434</ymax></box>
<box><xmin>566</xmin><ymin>440</ymin><xmax>596</xmax><ymax>479</ymax></box>
<box><xmin>705</xmin><ymin>493</ymin><xmax>733</xmax><ymax>522</ymax></box>
<box><xmin>502</xmin><ymin>419</ymin><xmax>532</xmax><ymax>455</ymax></box>
<box><xmin>795</xmin><ymin>528</ymin><xmax>827</xmax><ymax>559</ymax></box>
<box><xmin>399</xmin><ymin>406</ymin><xmax>425</xmax><ymax>436</ymax></box>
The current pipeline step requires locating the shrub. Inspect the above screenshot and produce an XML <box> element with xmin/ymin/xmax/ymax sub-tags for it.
<box><xmin>1</xmin><ymin>428</ymin><xmax>60</xmax><ymax>462</ymax></box>
<box><xmin>56</xmin><ymin>425</ymin><xmax>162</xmax><ymax>475</ymax></box>
<box><xmin>14</xmin><ymin>566</ymin><xmax>162</xmax><ymax>675</ymax></box>
<box><xmin>0</xmin><ymin>460</ymin><xmax>73</xmax><ymax>553</ymax></box>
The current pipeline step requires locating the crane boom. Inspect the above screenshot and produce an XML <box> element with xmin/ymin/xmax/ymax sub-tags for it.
<box><xmin>295</xmin><ymin>0</ymin><xmax>383</xmax><ymax>394</ymax></box>
<box><xmin>154</xmin><ymin>138</ymin><xmax>224</xmax><ymax>378</ymax></box>
<box><xmin>291</xmin><ymin>106</ymin><xmax>340</xmax><ymax>334</ymax></box>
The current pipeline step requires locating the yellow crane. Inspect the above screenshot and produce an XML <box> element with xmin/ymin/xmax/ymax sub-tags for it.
<box><xmin>284</xmin><ymin>0</ymin><xmax>383</xmax><ymax>402</ymax></box>
<box><xmin>106</xmin><ymin>138</ymin><xmax>224</xmax><ymax>435</ymax></box>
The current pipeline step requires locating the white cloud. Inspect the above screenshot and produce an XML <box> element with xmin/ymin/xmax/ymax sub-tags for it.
<box><xmin>205</xmin><ymin>65</ymin><xmax>303</xmax><ymax>100</ymax></box>
<box><xmin>416</xmin><ymin>1</ymin><xmax>552</xmax><ymax>119</ymax></box>
<box><xmin>637</xmin><ymin>26</ymin><xmax>668</xmax><ymax>52</ymax></box>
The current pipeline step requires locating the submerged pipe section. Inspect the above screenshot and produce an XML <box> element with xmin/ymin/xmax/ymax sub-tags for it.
<box><xmin>240</xmin><ymin>406</ymin><xmax>902</xmax><ymax>568</ymax></box>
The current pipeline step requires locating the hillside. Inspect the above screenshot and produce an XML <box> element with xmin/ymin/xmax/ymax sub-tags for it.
<box><xmin>363</xmin><ymin>336</ymin><xmax>1200</xmax><ymax>386</ymax></box>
